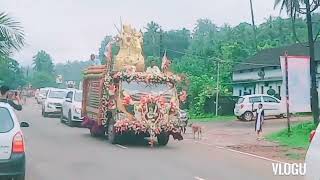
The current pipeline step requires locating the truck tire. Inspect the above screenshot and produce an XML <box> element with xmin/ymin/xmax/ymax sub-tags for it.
<box><xmin>157</xmin><ymin>132</ymin><xmax>170</xmax><ymax>146</ymax></box>
<box><xmin>108</xmin><ymin>123</ymin><xmax>119</xmax><ymax>144</ymax></box>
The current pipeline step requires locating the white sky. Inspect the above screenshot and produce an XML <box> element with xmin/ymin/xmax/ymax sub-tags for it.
<box><xmin>1</xmin><ymin>0</ymin><xmax>282</xmax><ymax>65</ymax></box>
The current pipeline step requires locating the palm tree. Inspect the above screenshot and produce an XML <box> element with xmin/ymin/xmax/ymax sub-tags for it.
<box><xmin>145</xmin><ymin>21</ymin><xmax>161</xmax><ymax>57</ymax></box>
<box><xmin>274</xmin><ymin>0</ymin><xmax>320</xmax><ymax>124</ymax></box>
<box><xmin>0</xmin><ymin>12</ymin><xmax>25</xmax><ymax>58</ymax></box>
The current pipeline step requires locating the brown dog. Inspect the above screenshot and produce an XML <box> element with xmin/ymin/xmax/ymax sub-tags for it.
<box><xmin>188</xmin><ymin>123</ymin><xmax>203</xmax><ymax>139</ymax></box>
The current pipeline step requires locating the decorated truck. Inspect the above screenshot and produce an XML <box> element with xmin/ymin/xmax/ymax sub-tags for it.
<box><xmin>81</xmin><ymin>24</ymin><xmax>186</xmax><ymax>146</ymax></box>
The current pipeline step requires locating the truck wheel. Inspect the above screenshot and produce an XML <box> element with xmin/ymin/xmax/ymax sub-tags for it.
<box><xmin>68</xmin><ymin>111</ymin><xmax>74</xmax><ymax>127</ymax></box>
<box><xmin>157</xmin><ymin>133</ymin><xmax>170</xmax><ymax>146</ymax></box>
<box><xmin>108</xmin><ymin>123</ymin><xmax>119</xmax><ymax>144</ymax></box>
<box><xmin>242</xmin><ymin>111</ymin><xmax>253</xmax><ymax>121</ymax></box>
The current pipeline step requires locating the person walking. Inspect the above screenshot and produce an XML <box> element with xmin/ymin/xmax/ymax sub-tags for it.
<box><xmin>0</xmin><ymin>85</ymin><xmax>22</xmax><ymax>111</ymax></box>
<box><xmin>254</xmin><ymin>103</ymin><xmax>264</xmax><ymax>140</ymax></box>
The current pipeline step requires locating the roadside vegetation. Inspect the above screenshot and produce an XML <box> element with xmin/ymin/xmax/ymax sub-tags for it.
<box><xmin>266</xmin><ymin>121</ymin><xmax>317</xmax><ymax>149</ymax></box>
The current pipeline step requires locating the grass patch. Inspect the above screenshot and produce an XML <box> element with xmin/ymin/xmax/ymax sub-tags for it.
<box><xmin>266</xmin><ymin>121</ymin><xmax>317</xmax><ymax>149</ymax></box>
<box><xmin>190</xmin><ymin>115</ymin><xmax>236</xmax><ymax>122</ymax></box>
<box><xmin>285</xmin><ymin>153</ymin><xmax>303</xmax><ymax>160</ymax></box>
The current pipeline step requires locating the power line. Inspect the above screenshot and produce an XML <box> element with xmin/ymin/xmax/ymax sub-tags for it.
<box><xmin>165</xmin><ymin>48</ymin><xmax>281</xmax><ymax>67</ymax></box>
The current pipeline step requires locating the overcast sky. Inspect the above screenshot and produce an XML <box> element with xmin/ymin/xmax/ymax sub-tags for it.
<box><xmin>1</xmin><ymin>0</ymin><xmax>283</xmax><ymax>65</ymax></box>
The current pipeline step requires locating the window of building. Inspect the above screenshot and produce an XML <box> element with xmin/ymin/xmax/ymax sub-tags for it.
<box><xmin>244</xmin><ymin>87</ymin><xmax>247</xmax><ymax>91</ymax></box>
<box><xmin>239</xmin><ymin>90</ymin><xmax>242</xmax><ymax>96</ymax></box>
<box><xmin>239</xmin><ymin>70</ymin><xmax>243</xmax><ymax>73</ymax></box>
<box><xmin>261</xmin><ymin>86</ymin><xmax>264</xmax><ymax>94</ymax></box>
<box><xmin>249</xmin><ymin>89</ymin><xmax>252</xmax><ymax>94</ymax></box>
<box><xmin>278</xmin><ymin>86</ymin><xmax>281</xmax><ymax>94</ymax></box>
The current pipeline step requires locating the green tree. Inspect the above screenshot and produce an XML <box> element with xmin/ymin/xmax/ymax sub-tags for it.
<box><xmin>0</xmin><ymin>57</ymin><xmax>26</xmax><ymax>88</ymax></box>
<box><xmin>32</xmin><ymin>50</ymin><xmax>54</xmax><ymax>74</ymax></box>
<box><xmin>98</xmin><ymin>35</ymin><xmax>112</xmax><ymax>64</ymax></box>
<box><xmin>30</xmin><ymin>71</ymin><xmax>56</xmax><ymax>88</ymax></box>
<box><xmin>0</xmin><ymin>12</ymin><xmax>25</xmax><ymax>58</ymax></box>
<box><xmin>274</xmin><ymin>0</ymin><xmax>320</xmax><ymax>124</ymax></box>
<box><xmin>144</xmin><ymin>21</ymin><xmax>161</xmax><ymax>57</ymax></box>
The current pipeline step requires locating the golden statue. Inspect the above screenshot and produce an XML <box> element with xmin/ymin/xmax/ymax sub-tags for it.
<box><xmin>114</xmin><ymin>24</ymin><xmax>145</xmax><ymax>72</ymax></box>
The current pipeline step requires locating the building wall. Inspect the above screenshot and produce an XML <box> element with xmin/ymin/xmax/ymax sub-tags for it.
<box><xmin>232</xmin><ymin>81</ymin><xmax>282</xmax><ymax>97</ymax></box>
<box><xmin>233</xmin><ymin>67</ymin><xmax>281</xmax><ymax>81</ymax></box>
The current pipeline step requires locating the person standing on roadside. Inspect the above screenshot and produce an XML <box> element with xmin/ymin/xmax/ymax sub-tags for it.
<box><xmin>0</xmin><ymin>85</ymin><xmax>22</xmax><ymax>111</ymax></box>
<box><xmin>90</xmin><ymin>54</ymin><xmax>101</xmax><ymax>66</ymax></box>
<box><xmin>254</xmin><ymin>103</ymin><xmax>264</xmax><ymax>140</ymax></box>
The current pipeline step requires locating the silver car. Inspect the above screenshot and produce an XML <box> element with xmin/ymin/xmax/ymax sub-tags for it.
<box><xmin>0</xmin><ymin>102</ymin><xmax>29</xmax><ymax>180</ymax></box>
<box><xmin>305</xmin><ymin>124</ymin><xmax>320</xmax><ymax>180</ymax></box>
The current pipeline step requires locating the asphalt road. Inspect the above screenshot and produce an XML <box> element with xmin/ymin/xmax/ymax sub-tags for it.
<box><xmin>17</xmin><ymin>99</ymin><xmax>303</xmax><ymax>180</ymax></box>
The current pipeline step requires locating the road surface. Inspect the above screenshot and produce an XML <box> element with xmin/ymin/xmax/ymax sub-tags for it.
<box><xmin>17</xmin><ymin>99</ymin><xmax>303</xmax><ymax>180</ymax></box>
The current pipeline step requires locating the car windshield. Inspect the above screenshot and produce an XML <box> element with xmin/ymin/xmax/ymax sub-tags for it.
<box><xmin>121</xmin><ymin>81</ymin><xmax>174</xmax><ymax>96</ymax></box>
<box><xmin>74</xmin><ymin>92</ymin><xmax>82</xmax><ymax>102</ymax></box>
<box><xmin>237</xmin><ymin>97</ymin><xmax>245</xmax><ymax>104</ymax></box>
<box><xmin>0</xmin><ymin>107</ymin><xmax>14</xmax><ymax>133</ymax></box>
<box><xmin>48</xmin><ymin>90</ymin><xmax>66</xmax><ymax>99</ymax></box>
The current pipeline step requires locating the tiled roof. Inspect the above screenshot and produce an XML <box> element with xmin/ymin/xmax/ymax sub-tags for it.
<box><xmin>234</xmin><ymin>42</ymin><xmax>320</xmax><ymax>71</ymax></box>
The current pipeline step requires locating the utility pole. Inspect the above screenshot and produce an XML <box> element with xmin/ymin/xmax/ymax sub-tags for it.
<box><xmin>305</xmin><ymin>0</ymin><xmax>319</xmax><ymax>124</ymax></box>
<box><xmin>215</xmin><ymin>60</ymin><xmax>220</xmax><ymax>116</ymax></box>
<box><xmin>249</xmin><ymin>0</ymin><xmax>258</xmax><ymax>51</ymax></box>
<box><xmin>284</xmin><ymin>52</ymin><xmax>291</xmax><ymax>134</ymax></box>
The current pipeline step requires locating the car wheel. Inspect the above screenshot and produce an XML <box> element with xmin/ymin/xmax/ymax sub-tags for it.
<box><xmin>68</xmin><ymin>111</ymin><xmax>74</xmax><ymax>127</ymax></box>
<box><xmin>243</xmin><ymin>111</ymin><xmax>253</xmax><ymax>121</ymax></box>
<box><xmin>157</xmin><ymin>132</ymin><xmax>170</xmax><ymax>146</ymax></box>
<box><xmin>108</xmin><ymin>123</ymin><xmax>119</xmax><ymax>144</ymax></box>
<box><xmin>13</xmin><ymin>173</ymin><xmax>25</xmax><ymax>180</ymax></box>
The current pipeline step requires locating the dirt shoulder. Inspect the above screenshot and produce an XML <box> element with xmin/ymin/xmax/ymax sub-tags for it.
<box><xmin>187</xmin><ymin>116</ymin><xmax>310</xmax><ymax>163</ymax></box>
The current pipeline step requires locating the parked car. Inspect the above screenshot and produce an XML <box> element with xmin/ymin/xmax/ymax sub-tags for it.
<box><xmin>42</xmin><ymin>88</ymin><xmax>67</xmax><ymax>117</ymax></box>
<box><xmin>60</xmin><ymin>89</ymin><xmax>83</xmax><ymax>127</ymax></box>
<box><xmin>36</xmin><ymin>88</ymin><xmax>49</xmax><ymax>104</ymax></box>
<box><xmin>234</xmin><ymin>94</ymin><xmax>285</xmax><ymax>121</ymax></box>
<box><xmin>0</xmin><ymin>102</ymin><xmax>29</xmax><ymax>180</ymax></box>
<box><xmin>305</xmin><ymin>124</ymin><xmax>320</xmax><ymax>180</ymax></box>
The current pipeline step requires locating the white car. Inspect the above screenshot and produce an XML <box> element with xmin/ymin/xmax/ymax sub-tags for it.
<box><xmin>36</xmin><ymin>88</ymin><xmax>49</xmax><ymax>104</ymax></box>
<box><xmin>234</xmin><ymin>94</ymin><xmax>285</xmax><ymax>121</ymax></box>
<box><xmin>60</xmin><ymin>89</ymin><xmax>83</xmax><ymax>127</ymax></box>
<box><xmin>42</xmin><ymin>88</ymin><xmax>67</xmax><ymax>117</ymax></box>
<box><xmin>0</xmin><ymin>102</ymin><xmax>29</xmax><ymax>180</ymax></box>
<box><xmin>305</xmin><ymin>124</ymin><xmax>320</xmax><ymax>180</ymax></box>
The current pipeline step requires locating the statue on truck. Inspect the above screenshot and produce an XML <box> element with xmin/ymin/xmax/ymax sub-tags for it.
<box><xmin>81</xmin><ymin>24</ymin><xmax>186</xmax><ymax>146</ymax></box>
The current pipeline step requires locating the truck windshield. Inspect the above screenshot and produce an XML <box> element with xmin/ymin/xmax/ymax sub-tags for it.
<box><xmin>122</xmin><ymin>81</ymin><xmax>174</xmax><ymax>96</ymax></box>
<box><xmin>48</xmin><ymin>91</ymin><xmax>66</xmax><ymax>99</ymax></box>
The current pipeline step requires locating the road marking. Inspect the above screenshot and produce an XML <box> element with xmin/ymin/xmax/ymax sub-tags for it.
<box><xmin>194</xmin><ymin>176</ymin><xmax>206</xmax><ymax>180</ymax></box>
<box><xmin>193</xmin><ymin>141</ymin><xmax>287</xmax><ymax>164</ymax></box>
<box><xmin>115</xmin><ymin>144</ymin><xmax>128</xmax><ymax>149</ymax></box>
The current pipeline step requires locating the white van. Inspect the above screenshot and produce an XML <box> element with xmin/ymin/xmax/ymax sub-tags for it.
<box><xmin>234</xmin><ymin>94</ymin><xmax>285</xmax><ymax>121</ymax></box>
